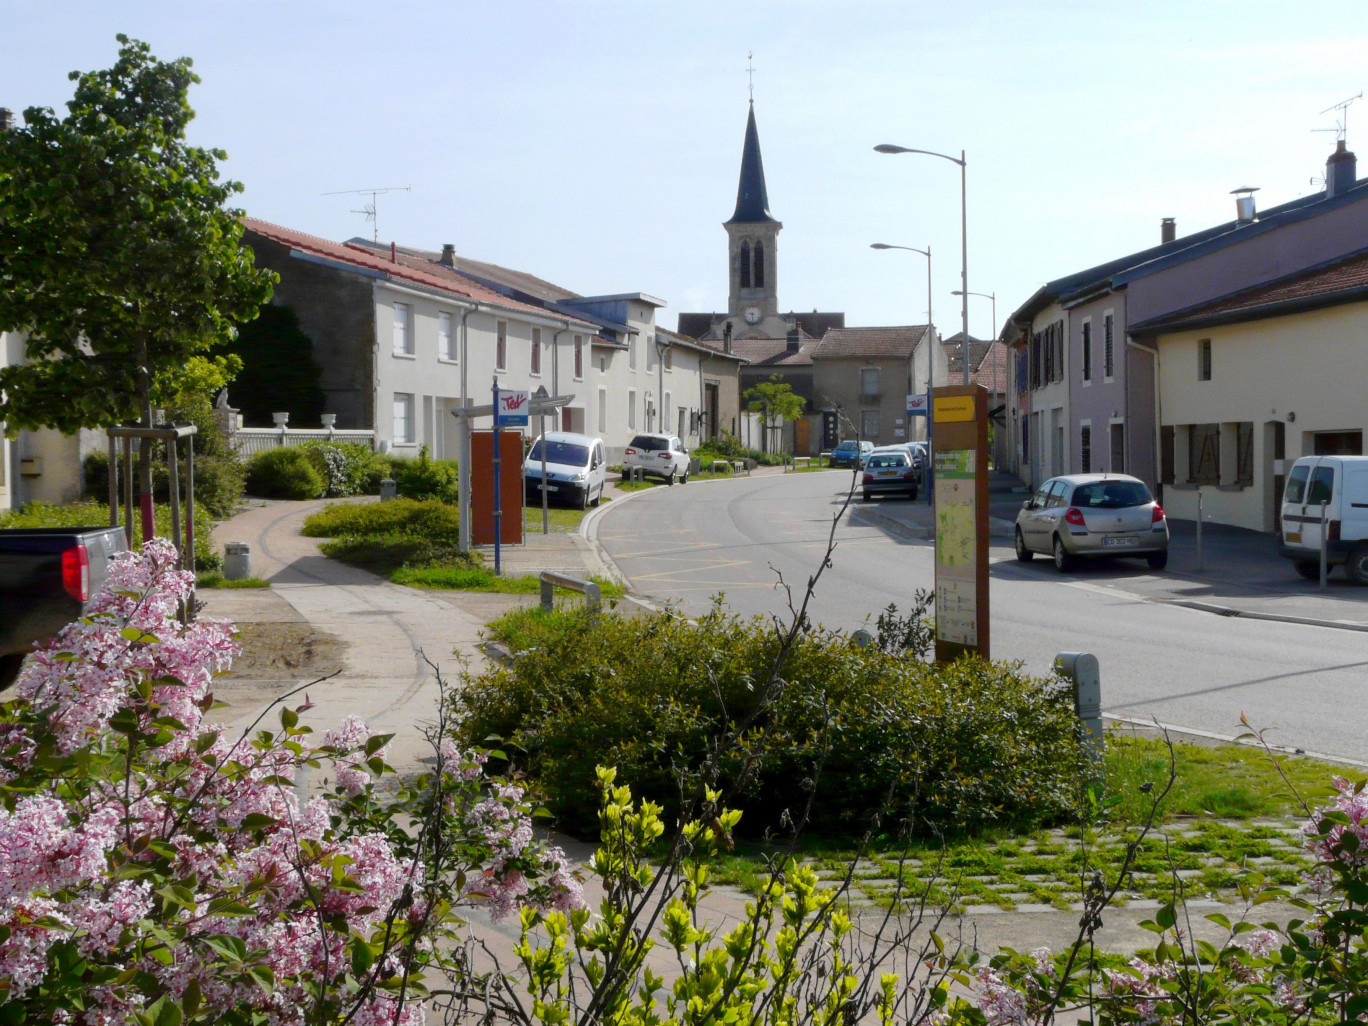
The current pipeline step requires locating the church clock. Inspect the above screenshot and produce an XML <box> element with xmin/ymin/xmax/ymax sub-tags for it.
<box><xmin>744</xmin><ymin>306</ymin><xmax>762</xmax><ymax>324</ymax></box>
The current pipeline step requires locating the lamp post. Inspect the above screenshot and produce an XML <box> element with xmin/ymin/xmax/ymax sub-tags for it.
<box><xmin>954</xmin><ymin>289</ymin><xmax>997</xmax><ymax>468</ymax></box>
<box><xmin>875</xmin><ymin>143</ymin><xmax>968</xmax><ymax>385</ymax></box>
<box><xmin>871</xmin><ymin>243</ymin><xmax>935</xmax><ymax>504</ymax></box>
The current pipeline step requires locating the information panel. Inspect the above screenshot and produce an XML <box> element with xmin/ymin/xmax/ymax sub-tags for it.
<box><xmin>931</xmin><ymin>384</ymin><xmax>989</xmax><ymax>661</ymax></box>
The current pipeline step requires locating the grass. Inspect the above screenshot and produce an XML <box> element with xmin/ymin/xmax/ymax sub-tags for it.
<box><xmin>521</xmin><ymin>504</ymin><xmax>594</xmax><ymax>532</ymax></box>
<box><xmin>196</xmin><ymin>572</ymin><xmax>270</xmax><ymax>588</ymax></box>
<box><xmin>703</xmin><ymin>734</ymin><xmax>1348</xmax><ymax>912</ymax></box>
<box><xmin>394</xmin><ymin>566</ymin><xmax>622</xmax><ymax>597</ymax></box>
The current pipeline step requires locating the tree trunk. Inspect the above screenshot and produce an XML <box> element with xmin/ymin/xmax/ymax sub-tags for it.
<box><xmin>137</xmin><ymin>359</ymin><xmax>155</xmax><ymax>543</ymax></box>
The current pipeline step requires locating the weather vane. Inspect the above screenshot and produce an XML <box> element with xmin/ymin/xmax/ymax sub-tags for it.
<box><xmin>322</xmin><ymin>185</ymin><xmax>411</xmax><ymax>242</ymax></box>
<box><xmin>747</xmin><ymin>51</ymin><xmax>755</xmax><ymax>102</ymax></box>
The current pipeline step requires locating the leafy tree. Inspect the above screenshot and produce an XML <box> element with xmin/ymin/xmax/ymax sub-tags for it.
<box><xmin>0</xmin><ymin>35</ymin><xmax>275</xmax><ymax>497</ymax></box>
<box><xmin>743</xmin><ymin>374</ymin><xmax>806</xmax><ymax>453</ymax></box>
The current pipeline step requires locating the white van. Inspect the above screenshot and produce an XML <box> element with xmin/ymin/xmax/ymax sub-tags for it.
<box><xmin>523</xmin><ymin>431</ymin><xmax>607</xmax><ymax>510</ymax></box>
<box><xmin>1278</xmin><ymin>455</ymin><xmax>1368</xmax><ymax>583</ymax></box>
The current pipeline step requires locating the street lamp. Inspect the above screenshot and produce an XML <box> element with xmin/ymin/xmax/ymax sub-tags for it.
<box><xmin>954</xmin><ymin>289</ymin><xmax>998</xmax><ymax>468</ymax></box>
<box><xmin>875</xmin><ymin>143</ymin><xmax>969</xmax><ymax>385</ymax></box>
<box><xmin>871</xmin><ymin>242</ymin><xmax>934</xmax><ymax>505</ymax></box>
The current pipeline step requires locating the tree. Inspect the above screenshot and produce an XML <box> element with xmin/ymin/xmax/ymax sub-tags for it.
<box><xmin>0</xmin><ymin>35</ymin><xmax>276</xmax><ymax>500</ymax></box>
<box><xmin>221</xmin><ymin>303</ymin><xmax>326</xmax><ymax>426</ymax></box>
<box><xmin>744</xmin><ymin>374</ymin><xmax>806</xmax><ymax>454</ymax></box>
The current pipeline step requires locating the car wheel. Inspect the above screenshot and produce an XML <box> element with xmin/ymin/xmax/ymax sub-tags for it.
<box><xmin>591</xmin><ymin>483</ymin><xmax>602</xmax><ymax>507</ymax></box>
<box><xmin>578</xmin><ymin>486</ymin><xmax>590</xmax><ymax>511</ymax></box>
<box><xmin>1146</xmin><ymin>551</ymin><xmax>1168</xmax><ymax>571</ymax></box>
<box><xmin>908</xmin><ymin>486</ymin><xmax>918</xmax><ymax>501</ymax></box>
<box><xmin>862</xmin><ymin>491</ymin><xmax>871</xmax><ymax>502</ymax></box>
<box><xmin>666</xmin><ymin>469</ymin><xmax>676</xmax><ymax>487</ymax></box>
<box><xmin>1052</xmin><ymin>535</ymin><xmax>1075</xmax><ymax>572</ymax></box>
<box><xmin>1345</xmin><ymin>545</ymin><xmax>1368</xmax><ymax>585</ymax></box>
<box><xmin>681</xmin><ymin>466</ymin><xmax>689</xmax><ymax>484</ymax></box>
<box><xmin>1015</xmin><ymin>528</ymin><xmax>1033</xmax><ymax>562</ymax></box>
<box><xmin>1293</xmin><ymin>560</ymin><xmax>1320</xmax><ymax>581</ymax></box>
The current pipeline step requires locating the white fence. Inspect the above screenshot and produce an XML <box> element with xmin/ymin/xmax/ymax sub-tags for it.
<box><xmin>229</xmin><ymin>427</ymin><xmax>377</xmax><ymax>458</ymax></box>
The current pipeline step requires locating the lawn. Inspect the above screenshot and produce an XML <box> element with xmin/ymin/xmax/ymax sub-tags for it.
<box><xmin>706</xmin><ymin>733</ymin><xmax>1344</xmax><ymax>912</ymax></box>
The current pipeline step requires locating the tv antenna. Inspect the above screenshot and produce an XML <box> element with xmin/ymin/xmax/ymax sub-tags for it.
<box><xmin>1316</xmin><ymin>92</ymin><xmax>1362</xmax><ymax>141</ymax></box>
<box><xmin>322</xmin><ymin>185</ymin><xmax>411</xmax><ymax>242</ymax></box>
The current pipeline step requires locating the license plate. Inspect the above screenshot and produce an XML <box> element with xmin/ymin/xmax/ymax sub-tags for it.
<box><xmin>1285</xmin><ymin>531</ymin><xmax>1301</xmax><ymax>544</ymax></box>
<box><xmin>1102</xmin><ymin>536</ymin><xmax>1139</xmax><ymax>548</ymax></box>
<box><xmin>877</xmin><ymin>470</ymin><xmax>896</xmax><ymax>478</ymax></box>
<box><xmin>537</xmin><ymin>483</ymin><xmax>557</xmax><ymax>492</ymax></box>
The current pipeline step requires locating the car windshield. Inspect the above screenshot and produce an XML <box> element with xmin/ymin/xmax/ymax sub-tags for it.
<box><xmin>1069</xmin><ymin>480</ymin><xmax>1152</xmax><ymax>508</ymax></box>
<box><xmin>834</xmin><ymin>441</ymin><xmax>858</xmax><ymax>452</ymax></box>
<box><xmin>867</xmin><ymin>454</ymin><xmax>907</xmax><ymax>468</ymax></box>
<box><xmin>630</xmin><ymin>435</ymin><xmax>669</xmax><ymax>451</ymax></box>
<box><xmin>528</xmin><ymin>440</ymin><xmax>589</xmax><ymax>466</ymax></box>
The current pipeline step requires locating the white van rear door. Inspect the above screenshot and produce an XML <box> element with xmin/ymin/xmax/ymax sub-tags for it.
<box><xmin>1282</xmin><ymin>461</ymin><xmax>1312</xmax><ymax>546</ymax></box>
<box><xmin>1300</xmin><ymin>460</ymin><xmax>1337</xmax><ymax>551</ymax></box>
<box><xmin>1343</xmin><ymin>462</ymin><xmax>1368</xmax><ymax>541</ymax></box>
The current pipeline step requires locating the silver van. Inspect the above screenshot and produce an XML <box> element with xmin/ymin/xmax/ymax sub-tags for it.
<box><xmin>1278</xmin><ymin>455</ymin><xmax>1368</xmax><ymax>583</ymax></box>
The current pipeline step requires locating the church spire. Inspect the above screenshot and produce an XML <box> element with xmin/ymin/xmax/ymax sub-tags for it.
<box><xmin>725</xmin><ymin>101</ymin><xmax>778</xmax><ymax>225</ymax></box>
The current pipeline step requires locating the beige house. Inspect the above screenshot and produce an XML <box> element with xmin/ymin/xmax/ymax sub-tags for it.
<box><xmin>1135</xmin><ymin>250</ymin><xmax>1368</xmax><ymax>532</ymax></box>
<box><xmin>810</xmin><ymin>326</ymin><xmax>944</xmax><ymax>447</ymax></box>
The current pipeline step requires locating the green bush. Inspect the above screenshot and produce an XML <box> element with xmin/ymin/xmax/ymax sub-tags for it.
<box><xmin>388</xmin><ymin>446</ymin><xmax>459</xmax><ymax>503</ymax></box>
<box><xmin>300</xmin><ymin>441</ymin><xmax>382</xmax><ymax>497</ymax></box>
<box><xmin>301</xmin><ymin>498</ymin><xmax>460</xmax><ymax>542</ymax></box>
<box><xmin>245</xmin><ymin>447</ymin><xmax>325</xmax><ymax>500</ymax></box>
<box><xmin>459</xmin><ymin>607</ymin><xmax>1083</xmax><ymax>838</ymax></box>
<box><xmin>317</xmin><ymin>533</ymin><xmax>470</xmax><ymax>576</ymax></box>
<box><xmin>84</xmin><ymin>450</ymin><xmax>245</xmax><ymax>520</ymax></box>
<box><xmin>0</xmin><ymin>500</ymin><xmax>220</xmax><ymax>573</ymax></box>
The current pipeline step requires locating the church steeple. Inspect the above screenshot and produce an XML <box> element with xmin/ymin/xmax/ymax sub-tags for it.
<box><xmin>726</xmin><ymin>102</ymin><xmax>778</xmax><ymax>225</ymax></box>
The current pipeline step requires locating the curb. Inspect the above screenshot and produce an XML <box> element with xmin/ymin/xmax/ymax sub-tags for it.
<box><xmin>1167</xmin><ymin>599</ymin><xmax>1368</xmax><ymax>634</ymax></box>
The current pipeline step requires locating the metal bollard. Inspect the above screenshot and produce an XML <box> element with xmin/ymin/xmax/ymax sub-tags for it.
<box><xmin>1054</xmin><ymin>651</ymin><xmax>1104</xmax><ymax>751</ymax></box>
<box><xmin>1320</xmin><ymin>500</ymin><xmax>1329</xmax><ymax>590</ymax></box>
<box><xmin>380</xmin><ymin>478</ymin><xmax>398</xmax><ymax>501</ymax></box>
<box><xmin>1195</xmin><ymin>490</ymin><xmax>1204</xmax><ymax>572</ymax></box>
<box><xmin>223</xmin><ymin>541</ymin><xmax>252</xmax><ymax>580</ymax></box>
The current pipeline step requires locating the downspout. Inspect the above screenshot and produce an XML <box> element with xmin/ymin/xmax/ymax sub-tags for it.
<box><xmin>457</xmin><ymin>302</ymin><xmax>481</xmax><ymax>553</ymax></box>
<box><xmin>1126</xmin><ymin>335</ymin><xmax>1160</xmax><ymax>494</ymax></box>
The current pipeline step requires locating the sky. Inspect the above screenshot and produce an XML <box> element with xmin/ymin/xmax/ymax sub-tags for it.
<box><xmin>4</xmin><ymin>0</ymin><xmax>1368</xmax><ymax>341</ymax></box>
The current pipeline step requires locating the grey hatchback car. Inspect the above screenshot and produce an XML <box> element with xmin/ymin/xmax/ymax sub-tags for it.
<box><xmin>1014</xmin><ymin>473</ymin><xmax>1169</xmax><ymax>571</ymax></box>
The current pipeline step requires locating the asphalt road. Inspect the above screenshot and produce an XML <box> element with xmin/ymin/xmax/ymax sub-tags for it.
<box><xmin>595</xmin><ymin>471</ymin><xmax>1368</xmax><ymax>766</ymax></box>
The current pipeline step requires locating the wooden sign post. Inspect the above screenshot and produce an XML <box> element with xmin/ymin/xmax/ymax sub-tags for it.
<box><xmin>932</xmin><ymin>383</ymin><xmax>990</xmax><ymax>662</ymax></box>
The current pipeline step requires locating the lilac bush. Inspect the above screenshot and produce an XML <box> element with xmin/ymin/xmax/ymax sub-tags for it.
<box><xmin>0</xmin><ymin>539</ymin><xmax>582</xmax><ymax>1024</ymax></box>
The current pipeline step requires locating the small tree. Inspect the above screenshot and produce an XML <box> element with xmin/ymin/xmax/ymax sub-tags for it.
<box><xmin>0</xmin><ymin>35</ymin><xmax>276</xmax><ymax>512</ymax></box>
<box><xmin>743</xmin><ymin>375</ymin><xmax>806</xmax><ymax>455</ymax></box>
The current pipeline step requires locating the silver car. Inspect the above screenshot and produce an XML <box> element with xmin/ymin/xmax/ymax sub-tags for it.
<box><xmin>1014</xmin><ymin>473</ymin><xmax>1169</xmax><ymax>571</ymax></box>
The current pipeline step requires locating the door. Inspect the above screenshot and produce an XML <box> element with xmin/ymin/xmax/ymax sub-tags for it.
<box><xmin>1023</xmin><ymin>479</ymin><xmax>1063</xmax><ymax>551</ymax></box>
<box><xmin>1288</xmin><ymin>459</ymin><xmax>1335</xmax><ymax>553</ymax></box>
<box><xmin>1109</xmin><ymin>423</ymin><xmax>1125</xmax><ymax>474</ymax></box>
<box><xmin>794</xmin><ymin>416</ymin><xmax>811</xmax><ymax>455</ymax></box>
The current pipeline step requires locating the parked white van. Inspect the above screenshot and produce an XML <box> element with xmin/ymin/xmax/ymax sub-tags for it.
<box><xmin>523</xmin><ymin>431</ymin><xmax>607</xmax><ymax>510</ymax></box>
<box><xmin>1278</xmin><ymin>455</ymin><xmax>1368</xmax><ymax>583</ymax></box>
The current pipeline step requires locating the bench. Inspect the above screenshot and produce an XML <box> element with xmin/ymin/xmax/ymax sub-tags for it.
<box><xmin>786</xmin><ymin>456</ymin><xmax>812</xmax><ymax>473</ymax></box>
<box><xmin>711</xmin><ymin>459</ymin><xmax>749</xmax><ymax>476</ymax></box>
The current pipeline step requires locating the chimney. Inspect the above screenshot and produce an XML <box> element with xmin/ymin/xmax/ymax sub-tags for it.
<box><xmin>723</xmin><ymin>321</ymin><xmax>733</xmax><ymax>355</ymax></box>
<box><xmin>1231</xmin><ymin>186</ymin><xmax>1259</xmax><ymax>223</ymax></box>
<box><xmin>786</xmin><ymin>326</ymin><xmax>801</xmax><ymax>353</ymax></box>
<box><xmin>1326</xmin><ymin>138</ymin><xmax>1357</xmax><ymax>199</ymax></box>
<box><xmin>1161</xmin><ymin>217</ymin><xmax>1176</xmax><ymax>244</ymax></box>
<box><xmin>390</xmin><ymin>241</ymin><xmax>397</xmax><ymax>263</ymax></box>
<box><xmin>439</xmin><ymin>243</ymin><xmax>456</xmax><ymax>267</ymax></box>
<box><xmin>0</xmin><ymin>108</ymin><xmax>12</xmax><ymax>132</ymax></box>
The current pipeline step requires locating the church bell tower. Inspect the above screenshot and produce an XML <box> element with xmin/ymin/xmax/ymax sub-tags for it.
<box><xmin>725</xmin><ymin>101</ymin><xmax>782</xmax><ymax>334</ymax></box>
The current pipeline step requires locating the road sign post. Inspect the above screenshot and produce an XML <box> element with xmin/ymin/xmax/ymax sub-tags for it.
<box><xmin>931</xmin><ymin>384</ymin><xmax>989</xmax><ymax>662</ymax></box>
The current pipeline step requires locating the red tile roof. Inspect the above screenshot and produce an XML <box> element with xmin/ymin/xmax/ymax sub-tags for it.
<box><xmin>242</xmin><ymin>218</ymin><xmax>597</xmax><ymax>330</ymax></box>
<box><xmin>811</xmin><ymin>325</ymin><xmax>928</xmax><ymax>360</ymax></box>
<box><xmin>729</xmin><ymin>337</ymin><xmax>816</xmax><ymax>366</ymax></box>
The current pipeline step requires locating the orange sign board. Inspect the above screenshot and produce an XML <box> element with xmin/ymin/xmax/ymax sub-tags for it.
<box><xmin>470</xmin><ymin>430</ymin><xmax>524</xmax><ymax>546</ymax></box>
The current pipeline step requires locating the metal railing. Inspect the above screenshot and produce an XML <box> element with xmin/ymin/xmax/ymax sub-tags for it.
<box><xmin>229</xmin><ymin>427</ymin><xmax>376</xmax><ymax>457</ymax></box>
<box><xmin>539</xmin><ymin>571</ymin><xmax>601</xmax><ymax>615</ymax></box>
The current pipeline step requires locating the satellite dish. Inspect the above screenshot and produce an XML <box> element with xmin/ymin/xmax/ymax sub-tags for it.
<box><xmin>850</xmin><ymin>629</ymin><xmax>874</xmax><ymax>649</ymax></box>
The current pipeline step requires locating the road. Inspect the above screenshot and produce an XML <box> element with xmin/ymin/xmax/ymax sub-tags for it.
<box><xmin>595</xmin><ymin>471</ymin><xmax>1368</xmax><ymax>765</ymax></box>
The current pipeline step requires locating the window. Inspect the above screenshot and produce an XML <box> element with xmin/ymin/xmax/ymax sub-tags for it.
<box><xmin>392</xmin><ymin>303</ymin><xmax>413</xmax><ymax>355</ymax></box>
<box><xmin>1189</xmin><ymin>423</ymin><xmax>1220</xmax><ymax>484</ymax></box>
<box><xmin>597</xmin><ymin>388</ymin><xmax>607</xmax><ymax>434</ymax></box>
<box><xmin>753</xmin><ymin>241</ymin><xmax>765</xmax><ymax>288</ymax></box>
<box><xmin>1080</xmin><ymin>423</ymin><xmax>1092</xmax><ymax>472</ymax></box>
<box><xmin>678</xmin><ymin>407</ymin><xmax>687</xmax><ymax>437</ymax></box>
<box><xmin>628</xmin><ymin>335</ymin><xmax>637</xmax><ymax>371</ymax></box>
<box><xmin>1081</xmin><ymin>322</ymin><xmax>1092</xmax><ymax>382</ymax></box>
<box><xmin>1284</xmin><ymin>463</ymin><xmax>1309</xmax><ymax>503</ymax></box>
<box><xmin>1237</xmin><ymin>421</ymin><xmax>1254</xmax><ymax>486</ymax></box>
<box><xmin>861</xmin><ymin>411</ymin><xmax>880</xmax><ymax>437</ymax></box>
<box><xmin>1161</xmin><ymin>425</ymin><xmax>1175</xmax><ymax>484</ymax></box>
<box><xmin>739</xmin><ymin>242</ymin><xmax>752</xmax><ymax>288</ymax></box>
<box><xmin>1055</xmin><ymin>321</ymin><xmax>1065</xmax><ymax>381</ymax></box>
<box><xmin>437</xmin><ymin>312</ymin><xmax>453</xmax><ymax>361</ymax></box>
<box><xmin>1043</xmin><ymin>327</ymin><xmax>1053</xmax><ymax>383</ymax></box>
<box><xmin>1103</xmin><ymin>313</ymin><xmax>1115</xmax><ymax>379</ymax></box>
<box><xmin>1030</xmin><ymin>333</ymin><xmax>1041</xmax><ymax>389</ymax></box>
<box><xmin>628</xmin><ymin>388</ymin><xmax>637</xmax><ymax>430</ymax></box>
<box><xmin>574</xmin><ymin>335</ymin><xmax>584</xmax><ymax>379</ymax></box>
<box><xmin>530</xmin><ymin>327</ymin><xmax>541</xmax><ymax>375</ymax></box>
<box><xmin>1017</xmin><ymin>349</ymin><xmax>1028</xmax><ymax>394</ymax></box>
<box><xmin>392</xmin><ymin>393</ymin><xmax>415</xmax><ymax>444</ymax></box>
<box><xmin>1199</xmin><ymin>338</ymin><xmax>1212</xmax><ymax>381</ymax></box>
<box><xmin>861</xmin><ymin>368</ymin><xmax>879</xmax><ymax>398</ymax></box>
<box><xmin>496</xmin><ymin>320</ymin><xmax>507</xmax><ymax>371</ymax></box>
<box><xmin>663</xmin><ymin>344</ymin><xmax>672</xmax><ymax>371</ymax></box>
<box><xmin>1308</xmin><ymin>465</ymin><xmax>1335</xmax><ymax>505</ymax></box>
<box><xmin>1044</xmin><ymin>480</ymin><xmax>1068</xmax><ymax>508</ymax></box>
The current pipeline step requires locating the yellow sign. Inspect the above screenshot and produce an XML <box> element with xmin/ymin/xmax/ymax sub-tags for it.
<box><xmin>933</xmin><ymin>395</ymin><xmax>975</xmax><ymax>422</ymax></box>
